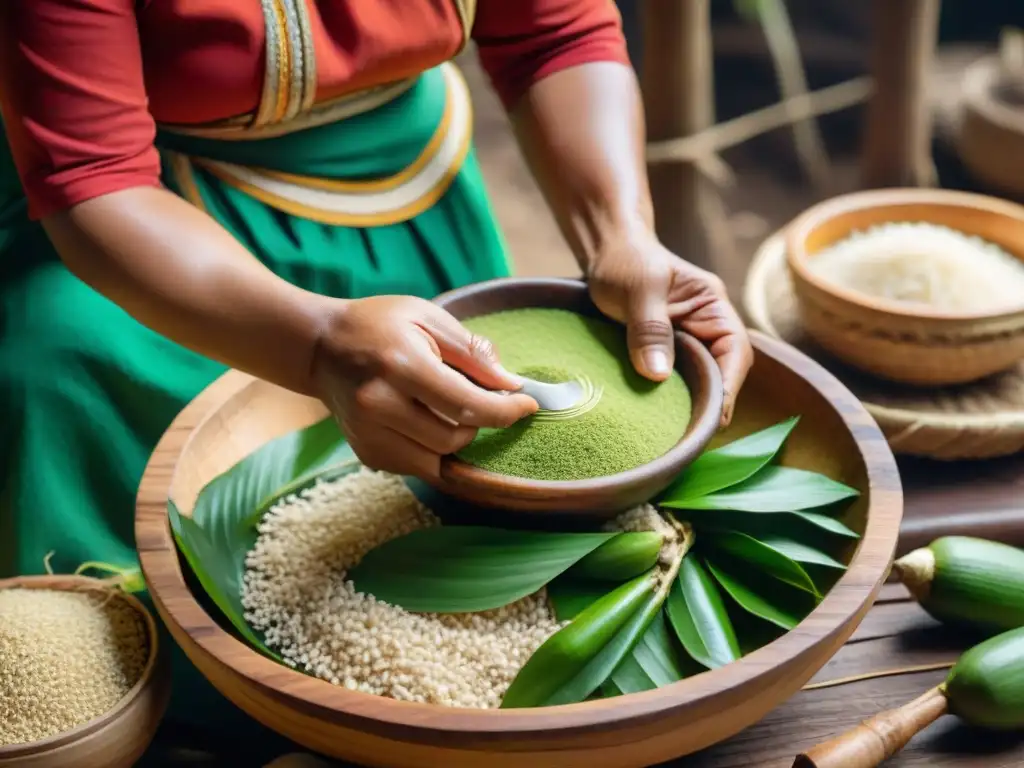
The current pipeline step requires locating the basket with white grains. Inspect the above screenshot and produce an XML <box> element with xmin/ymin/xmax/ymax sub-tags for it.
<box><xmin>784</xmin><ymin>188</ymin><xmax>1024</xmax><ymax>387</ymax></box>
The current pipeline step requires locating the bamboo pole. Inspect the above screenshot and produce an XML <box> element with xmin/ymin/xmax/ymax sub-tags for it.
<box><xmin>640</xmin><ymin>0</ymin><xmax>719</xmax><ymax>269</ymax></box>
<box><xmin>860</xmin><ymin>0</ymin><xmax>942</xmax><ymax>188</ymax></box>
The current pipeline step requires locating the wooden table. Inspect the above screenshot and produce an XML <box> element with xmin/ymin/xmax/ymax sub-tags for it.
<box><xmin>141</xmin><ymin>454</ymin><xmax>1024</xmax><ymax>768</ymax></box>
<box><xmin>671</xmin><ymin>453</ymin><xmax>1024</xmax><ymax>767</ymax></box>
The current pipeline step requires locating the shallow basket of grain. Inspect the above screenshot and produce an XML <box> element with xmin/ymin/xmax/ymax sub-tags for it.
<box><xmin>134</xmin><ymin>280</ymin><xmax>902</xmax><ymax>768</ymax></box>
<box><xmin>0</xmin><ymin>575</ymin><xmax>171</xmax><ymax>768</ymax></box>
<box><xmin>785</xmin><ymin>188</ymin><xmax>1024</xmax><ymax>386</ymax></box>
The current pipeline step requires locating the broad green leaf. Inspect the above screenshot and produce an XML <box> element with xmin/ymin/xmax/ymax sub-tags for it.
<box><xmin>543</xmin><ymin>588</ymin><xmax>664</xmax><ymax>706</ymax></box>
<box><xmin>167</xmin><ymin>420</ymin><xmax>358</xmax><ymax>663</ymax></box>
<box><xmin>189</xmin><ymin>417</ymin><xmax>354</xmax><ymax>528</ymax></box>
<box><xmin>659</xmin><ymin>417</ymin><xmax>798</xmax><ymax>503</ymax></box>
<box><xmin>349</xmin><ymin>527</ymin><xmax>617</xmax><ymax>613</ymax></box>
<box><xmin>706</xmin><ymin>530</ymin><xmax>818</xmax><ymax>595</ymax></box>
<box><xmin>661</xmin><ymin>466</ymin><xmax>859</xmax><ymax>513</ymax></box>
<box><xmin>168</xmin><ymin>500</ymin><xmax>277</xmax><ymax>658</ymax></box>
<box><xmin>791</xmin><ymin>511</ymin><xmax>860</xmax><ymax>538</ymax></box>
<box><xmin>679</xmin><ymin>508</ymin><xmax>860</xmax><ymax>542</ymax></box>
<box><xmin>610</xmin><ymin>610</ymin><xmax>687</xmax><ymax>694</ymax></box>
<box><xmin>502</xmin><ymin>573</ymin><xmax>654</xmax><ymax>708</ymax></box>
<box><xmin>567</xmin><ymin>532</ymin><xmax>664</xmax><ymax>582</ymax></box>
<box><xmin>757</xmin><ymin>535</ymin><xmax>847</xmax><ymax>570</ymax></box>
<box><xmin>547</xmin><ymin>577</ymin><xmax>617</xmax><ymax>622</ymax></box>
<box><xmin>705</xmin><ymin>557</ymin><xmax>816</xmax><ymax>630</ymax></box>
<box><xmin>667</xmin><ymin>556</ymin><xmax>740</xmax><ymax>668</ymax></box>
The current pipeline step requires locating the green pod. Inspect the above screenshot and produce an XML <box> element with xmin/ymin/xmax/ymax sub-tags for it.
<box><xmin>501</xmin><ymin>571</ymin><xmax>654</xmax><ymax>708</ymax></box>
<box><xmin>893</xmin><ymin>536</ymin><xmax>1024</xmax><ymax>634</ymax></box>
<box><xmin>567</xmin><ymin>532</ymin><xmax>664</xmax><ymax>582</ymax></box>
<box><xmin>945</xmin><ymin>626</ymin><xmax>1024</xmax><ymax>730</ymax></box>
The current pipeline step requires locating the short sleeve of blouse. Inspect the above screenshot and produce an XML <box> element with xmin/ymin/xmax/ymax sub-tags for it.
<box><xmin>0</xmin><ymin>0</ymin><xmax>161</xmax><ymax>220</ymax></box>
<box><xmin>472</xmin><ymin>0</ymin><xmax>631</xmax><ymax>110</ymax></box>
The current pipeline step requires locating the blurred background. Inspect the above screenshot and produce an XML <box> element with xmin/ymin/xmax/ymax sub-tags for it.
<box><xmin>465</xmin><ymin>0</ymin><xmax>1024</xmax><ymax>297</ymax></box>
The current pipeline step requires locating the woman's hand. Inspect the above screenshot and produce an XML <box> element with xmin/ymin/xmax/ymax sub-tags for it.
<box><xmin>310</xmin><ymin>295</ymin><xmax>538</xmax><ymax>479</ymax></box>
<box><xmin>587</xmin><ymin>230</ymin><xmax>754</xmax><ymax>426</ymax></box>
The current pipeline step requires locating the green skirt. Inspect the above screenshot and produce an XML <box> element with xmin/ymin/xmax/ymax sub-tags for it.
<box><xmin>0</xmin><ymin>64</ymin><xmax>510</xmax><ymax>737</ymax></box>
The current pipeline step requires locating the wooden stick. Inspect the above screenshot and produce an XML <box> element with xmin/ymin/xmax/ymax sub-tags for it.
<box><xmin>641</xmin><ymin>0</ymin><xmax>715</xmax><ymax>268</ymax></box>
<box><xmin>793</xmin><ymin>685</ymin><xmax>949</xmax><ymax>768</ymax></box>
<box><xmin>646</xmin><ymin>78</ymin><xmax>872</xmax><ymax>164</ymax></box>
<box><xmin>860</xmin><ymin>0</ymin><xmax>941</xmax><ymax>188</ymax></box>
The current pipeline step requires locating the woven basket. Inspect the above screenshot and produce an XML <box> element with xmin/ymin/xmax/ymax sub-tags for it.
<box><xmin>958</xmin><ymin>54</ymin><xmax>1024</xmax><ymax>201</ymax></box>
<box><xmin>785</xmin><ymin>188</ymin><xmax>1024</xmax><ymax>386</ymax></box>
<box><xmin>745</xmin><ymin>229</ymin><xmax>1024</xmax><ymax>460</ymax></box>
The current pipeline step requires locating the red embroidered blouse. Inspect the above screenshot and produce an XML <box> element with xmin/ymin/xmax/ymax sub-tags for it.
<box><xmin>0</xmin><ymin>1</ymin><xmax>628</xmax><ymax>219</ymax></box>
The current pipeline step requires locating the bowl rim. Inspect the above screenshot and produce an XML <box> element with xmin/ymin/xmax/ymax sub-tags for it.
<box><xmin>784</xmin><ymin>186</ymin><xmax>1024</xmax><ymax>321</ymax></box>
<box><xmin>433</xmin><ymin>276</ymin><xmax>724</xmax><ymax>495</ymax></box>
<box><xmin>962</xmin><ymin>52</ymin><xmax>1024</xmax><ymax>135</ymax></box>
<box><xmin>0</xmin><ymin>574</ymin><xmax>164</xmax><ymax>758</ymax></box>
<box><xmin>134</xmin><ymin>330</ymin><xmax>903</xmax><ymax>744</ymax></box>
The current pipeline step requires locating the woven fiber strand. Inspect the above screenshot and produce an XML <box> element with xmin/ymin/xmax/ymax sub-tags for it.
<box><xmin>743</xmin><ymin>230</ymin><xmax>1024</xmax><ymax>460</ymax></box>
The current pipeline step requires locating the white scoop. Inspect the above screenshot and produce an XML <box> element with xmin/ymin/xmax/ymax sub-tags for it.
<box><xmin>516</xmin><ymin>376</ymin><xmax>586</xmax><ymax>412</ymax></box>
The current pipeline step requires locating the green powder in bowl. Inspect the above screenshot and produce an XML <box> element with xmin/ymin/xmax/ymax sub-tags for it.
<box><xmin>456</xmin><ymin>308</ymin><xmax>692</xmax><ymax>481</ymax></box>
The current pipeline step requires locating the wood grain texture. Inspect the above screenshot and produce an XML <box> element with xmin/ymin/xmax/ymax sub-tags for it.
<box><xmin>134</xmin><ymin>326</ymin><xmax>902</xmax><ymax>768</ymax></box>
<box><xmin>680</xmin><ymin>599</ymin><xmax>1024</xmax><ymax>768</ymax></box>
<box><xmin>860</xmin><ymin>0</ymin><xmax>941</xmax><ymax>189</ymax></box>
<box><xmin>431</xmin><ymin>278</ymin><xmax>723</xmax><ymax>515</ymax></box>
<box><xmin>785</xmin><ymin>187</ymin><xmax>1024</xmax><ymax>386</ymax></box>
<box><xmin>0</xmin><ymin>576</ymin><xmax>172</xmax><ymax>768</ymax></box>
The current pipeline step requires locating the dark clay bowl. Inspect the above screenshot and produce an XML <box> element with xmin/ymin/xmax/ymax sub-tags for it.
<box><xmin>430</xmin><ymin>277</ymin><xmax>724</xmax><ymax>516</ymax></box>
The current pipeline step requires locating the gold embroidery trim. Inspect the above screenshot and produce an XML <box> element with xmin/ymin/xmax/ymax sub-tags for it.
<box><xmin>188</xmin><ymin>63</ymin><xmax>473</xmax><ymax>227</ymax></box>
<box><xmin>164</xmin><ymin>152</ymin><xmax>208</xmax><ymax>213</ymax></box>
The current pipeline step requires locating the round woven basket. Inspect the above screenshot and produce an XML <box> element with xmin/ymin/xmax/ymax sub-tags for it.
<box><xmin>958</xmin><ymin>53</ymin><xmax>1024</xmax><ymax>200</ymax></box>
<box><xmin>745</xmin><ymin>229</ymin><xmax>1024</xmax><ymax>460</ymax></box>
<box><xmin>784</xmin><ymin>188</ymin><xmax>1024</xmax><ymax>387</ymax></box>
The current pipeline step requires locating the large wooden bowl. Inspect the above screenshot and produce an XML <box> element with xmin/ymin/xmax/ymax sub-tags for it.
<box><xmin>135</xmin><ymin>331</ymin><xmax>902</xmax><ymax>768</ymax></box>
<box><xmin>0</xmin><ymin>576</ymin><xmax>171</xmax><ymax>768</ymax></box>
<box><xmin>431</xmin><ymin>277</ymin><xmax>723</xmax><ymax>514</ymax></box>
<box><xmin>786</xmin><ymin>188</ymin><xmax>1024</xmax><ymax>386</ymax></box>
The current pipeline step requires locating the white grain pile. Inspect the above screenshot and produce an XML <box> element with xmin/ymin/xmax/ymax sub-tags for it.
<box><xmin>0</xmin><ymin>588</ymin><xmax>149</xmax><ymax>746</ymax></box>
<box><xmin>242</xmin><ymin>468</ymin><xmax>568</xmax><ymax>709</ymax></box>
<box><xmin>806</xmin><ymin>222</ymin><xmax>1024</xmax><ymax>312</ymax></box>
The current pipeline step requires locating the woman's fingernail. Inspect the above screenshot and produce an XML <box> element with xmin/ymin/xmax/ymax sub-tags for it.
<box><xmin>643</xmin><ymin>349</ymin><xmax>671</xmax><ymax>376</ymax></box>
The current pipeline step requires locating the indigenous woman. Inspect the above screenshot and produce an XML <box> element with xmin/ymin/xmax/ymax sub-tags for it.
<box><xmin>0</xmin><ymin>0</ymin><xmax>751</xmax><ymax>734</ymax></box>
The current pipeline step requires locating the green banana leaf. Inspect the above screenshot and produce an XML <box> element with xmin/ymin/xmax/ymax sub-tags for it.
<box><xmin>706</xmin><ymin>530</ymin><xmax>819</xmax><ymax>595</ymax></box>
<box><xmin>609</xmin><ymin>610</ymin><xmax>687</xmax><ymax>693</ymax></box>
<box><xmin>659</xmin><ymin>417</ymin><xmax>798</xmax><ymax>503</ymax></box>
<box><xmin>680</xmin><ymin>507</ymin><xmax>861</xmax><ymax>543</ymax></box>
<box><xmin>348</xmin><ymin>527</ymin><xmax>618</xmax><ymax>613</ymax></box>
<box><xmin>543</xmin><ymin>588</ymin><xmax>665</xmax><ymax>707</ymax></box>
<box><xmin>566</xmin><ymin>531</ymin><xmax>664</xmax><ymax>582</ymax></box>
<box><xmin>666</xmin><ymin>556</ymin><xmax>741</xmax><ymax>668</ymax></box>
<box><xmin>791</xmin><ymin>511</ymin><xmax>860</xmax><ymax>538</ymax></box>
<box><xmin>168</xmin><ymin>500</ymin><xmax>274</xmax><ymax>656</ymax></box>
<box><xmin>502</xmin><ymin>573</ymin><xmax>654</xmax><ymax>708</ymax></box>
<box><xmin>546</xmin><ymin>577</ymin><xmax>618</xmax><ymax>622</ymax></box>
<box><xmin>191</xmin><ymin>417</ymin><xmax>354</xmax><ymax>529</ymax></box>
<box><xmin>705</xmin><ymin>557</ymin><xmax>817</xmax><ymax>630</ymax></box>
<box><xmin>167</xmin><ymin>418</ymin><xmax>357</xmax><ymax>659</ymax></box>
<box><xmin>756</xmin><ymin>535</ymin><xmax>847</xmax><ymax>570</ymax></box>
<box><xmin>662</xmin><ymin>466</ymin><xmax>859</xmax><ymax>513</ymax></box>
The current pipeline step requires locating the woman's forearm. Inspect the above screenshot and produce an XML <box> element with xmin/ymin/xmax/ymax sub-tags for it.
<box><xmin>510</xmin><ymin>61</ymin><xmax>654</xmax><ymax>268</ymax></box>
<box><xmin>43</xmin><ymin>186</ymin><xmax>335</xmax><ymax>396</ymax></box>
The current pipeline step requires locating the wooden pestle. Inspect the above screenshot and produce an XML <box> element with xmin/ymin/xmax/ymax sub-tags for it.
<box><xmin>793</xmin><ymin>686</ymin><xmax>949</xmax><ymax>768</ymax></box>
